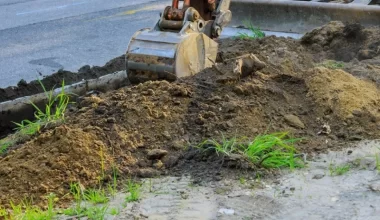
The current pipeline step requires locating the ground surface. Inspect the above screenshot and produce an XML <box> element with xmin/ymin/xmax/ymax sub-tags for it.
<box><xmin>0</xmin><ymin>21</ymin><xmax>380</xmax><ymax>218</ymax></box>
<box><xmin>0</xmin><ymin>0</ymin><xmax>169</xmax><ymax>88</ymax></box>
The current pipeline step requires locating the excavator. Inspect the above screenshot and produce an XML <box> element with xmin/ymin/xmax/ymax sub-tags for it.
<box><xmin>125</xmin><ymin>0</ymin><xmax>231</xmax><ymax>84</ymax></box>
<box><xmin>125</xmin><ymin>0</ymin><xmax>380</xmax><ymax>84</ymax></box>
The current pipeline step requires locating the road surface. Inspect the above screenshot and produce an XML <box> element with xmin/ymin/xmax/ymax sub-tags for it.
<box><xmin>0</xmin><ymin>0</ymin><xmax>170</xmax><ymax>88</ymax></box>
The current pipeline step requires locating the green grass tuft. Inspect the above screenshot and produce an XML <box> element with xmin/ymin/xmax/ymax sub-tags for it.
<box><xmin>125</xmin><ymin>180</ymin><xmax>141</xmax><ymax>203</ymax></box>
<box><xmin>85</xmin><ymin>205</ymin><xmax>109</xmax><ymax>220</ymax></box>
<box><xmin>1</xmin><ymin>193</ymin><xmax>58</xmax><ymax>220</ymax></box>
<box><xmin>109</xmin><ymin>207</ymin><xmax>120</xmax><ymax>216</ymax></box>
<box><xmin>318</xmin><ymin>60</ymin><xmax>345</xmax><ymax>70</ymax></box>
<box><xmin>329</xmin><ymin>163</ymin><xmax>350</xmax><ymax>176</ymax></box>
<box><xmin>237</xmin><ymin>20</ymin><xmax>265</xmax><ymax>39</ymax></box>
<box><xmin>13</xmin><ymin>79</ymin><xmax>71</xmax><ymax>136</ymax></box>
<box><xmin>84</xmin><ymin>188</ymin><xmax>109</xmax><ymax>204</ymax></box>
<box><xmin>197</xmin><ymin>132</ymin><xmax>304</xmax><ymax>169</ymax></box>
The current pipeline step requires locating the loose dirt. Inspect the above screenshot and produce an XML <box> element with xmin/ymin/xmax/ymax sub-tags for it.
<box><xmin>0</xmin><ymin>55</ymin><xmax>125</xmax><ymax>102</ymax></box>
<box><xmin>0</xmin><ymin>21</ymin><xmax>380</xmax><ymax>209</ymax></box>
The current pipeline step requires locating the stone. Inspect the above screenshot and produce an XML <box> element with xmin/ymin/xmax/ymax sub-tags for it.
<box><xmin>284</xmin><ymin>114</ymin><xmax>305</xmax><ymax>129</ymax></box>
<box><xmin>153</xmin><ymin>160</ymin><xmax>164</xmax><ymax>169</ymax></box>
<box><xmin>106</xmin><ymin>117</ymin><xmax>116</xmax><ymax>123</ymax></box>
<box><xmin>147</xmin><ymin>149</ymin><xmax>168</xmax><ymax>160</ymax></box>
<box><xmin>137</xmin><ymin>168</ymin><xmax>159</xmax><ymax>178</ymax></box>
<box><xmin>369</xmin><ymin>182</ymin><xmax>380</xmax><ymax>192</ymax></box>
<box><xmin>358</xmin><ymin>49</ymin><xmax>377</xmax><ymax>60</ymax></box>
<box><xmin>312</xmin><ymin>174</ymin><xmax>325</xmax><ymax>180</ymax></box>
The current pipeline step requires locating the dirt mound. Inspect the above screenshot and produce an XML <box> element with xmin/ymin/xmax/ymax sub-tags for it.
<box><xmin>0</xmin><ymin>55</ymin><xmax>125</xmax><ymax>102</ymax></box>
<box><xmin>306</xmin><ymin>67</ymin><xmax>380</xmax><ymax>119</ymax></box>
<box><xmin>1</xmin><ymin>22</ymin><xmax>380</xmax><ymax>208</ymax></box>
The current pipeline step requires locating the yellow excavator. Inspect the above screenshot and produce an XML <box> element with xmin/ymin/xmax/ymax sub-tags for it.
<box><xmin>125</xmin><ymin>0</ymin><xmax>231</xmax><ymax>84</ymax></box>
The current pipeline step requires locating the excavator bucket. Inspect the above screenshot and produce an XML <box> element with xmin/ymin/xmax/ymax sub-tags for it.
<box><xmin>125</xmin><ymin>0</ymin><xmax>232</xmax><ymax>84</ymax></box>
<box><xmin>126</xmin><ymin>28</ymin><xmax>218</xmax><ymax>84</ymax></box>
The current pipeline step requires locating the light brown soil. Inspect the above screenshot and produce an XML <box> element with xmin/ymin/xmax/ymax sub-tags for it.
<box><xmin>0</xmin><ymin>21</ymin><xmax>379</xmax><ymax>209</ymax></box>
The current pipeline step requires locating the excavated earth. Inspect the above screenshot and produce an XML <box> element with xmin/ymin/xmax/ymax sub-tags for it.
<box><xmin>0</xmin><ymin>21</ymin><xmax>380</xmax><ymax>209</ymax></box>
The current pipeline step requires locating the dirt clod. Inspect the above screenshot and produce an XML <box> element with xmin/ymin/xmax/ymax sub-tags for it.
<box><xmin>147</xmin><ymin>149</ymin><xmax>169</xmax><ymax>160</ymax></box>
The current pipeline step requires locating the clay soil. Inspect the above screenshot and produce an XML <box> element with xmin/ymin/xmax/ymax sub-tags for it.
<box><xmin>0</xmin><ymin>21</ymin><xmax>380</xmax><ymax>209</ymax></box>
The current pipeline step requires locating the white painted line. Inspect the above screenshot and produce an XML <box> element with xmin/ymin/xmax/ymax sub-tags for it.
<box><xmin>16</xmin><ymin>1</ymin><xmax>87</xmax><ymax>16</ymax></box>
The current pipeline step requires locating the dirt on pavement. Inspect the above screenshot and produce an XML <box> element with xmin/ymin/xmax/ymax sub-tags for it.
<box><xmin>0</xmin><ymin>55</ymin><xmax>125</xmax><ymax>102</ymax></box>
<box><xmin>0</xmin><ymin>21</ymin><xmax>379</xmax><ymax>209</ymax></box>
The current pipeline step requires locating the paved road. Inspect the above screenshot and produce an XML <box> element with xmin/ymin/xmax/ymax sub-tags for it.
<box><xmin>0</xmin><ymin>0</ymin><xmax>170</xmax><ymax>88</ymax></box>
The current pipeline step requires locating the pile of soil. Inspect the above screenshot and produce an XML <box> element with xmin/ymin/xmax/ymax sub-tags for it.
<box><xmin>0</xmin><ymin>21</ymin><xmax>379</xmax><ymax>209</ymax></box>
<box><xmin>0</xmin><ymin>55</ymin><xmax>125</xmax><ymax>102</ymax></box>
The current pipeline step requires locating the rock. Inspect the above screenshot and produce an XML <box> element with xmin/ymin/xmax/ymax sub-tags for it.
<box><xmin>147</xmin><ymin>149</ymin><xmax>168</xmax><ymax>160</ymax></box>
<box><xmin>171</xmin><ymin>140</ymin><xmax>186</xmax><ymax>150</ymax></box>
<box><xmin>369</xmin><ymin>182</ymin><xmax>380</xmax><ymax>192</ymax></box>
<box><xmin>162</xmin><ymin>155</ymin><xmax>179</xmax><ymax>168</ymax></box>
<box><xmin>153</xmin><ymin>160</ymin><xmax>164</xmax><ymax>169</ymax></box>
<box><xmin>137</xmin><ymin>168</ymin><xmax>159</xmax><ymax>178</ymax></box>
<box><xmin>358</xmin><ymin>49</ymin><xmax>377</xmax><ymax>60</ymax></box>
<box><xmin>162</xmin><ymin>131</ymin><xmax>171</xmax><ymax>140</ymax></box>
<box><xmin>233</xmin><ymin>53</ymin><xmax>266</xmax><ymax>78</ymax></box>
<box><xmin>284</xmin><ymin>114</ymin><xmax>305</xmax><ymax>129</ymax></box>
<box><xmin>218</xmin><ymin>208</ymin><xmax>235</xmax><ymax>215</ymax></box>
<box><xmin>17</xmin><ymin>79</ymin><xmax>27</xmax><ymax>87</ymax></box>
<box><xmin>95</xmin><ymin>106</ymin><xmax>107</xmax><ymax>114</ymax></box>
<box><xmin>106</xmin><ymin>117</ymin><xmax>116</xmax><ymax>123</ymax></box>
<box><xmin>312</xmin><ymin>174</ymin><xmax>325</xmax><ymax>180</ymax></box>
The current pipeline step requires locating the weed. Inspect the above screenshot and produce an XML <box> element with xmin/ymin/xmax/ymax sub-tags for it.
<box><xmin>239</xmin><ymin>177</ymin><xmax>246</xmax><ymax>185</ymax></box>
<box><xmin>244</xmin><ymin>132</ymin><xmax>304</xmax><ymax>169</ymax></box>
<box><xmin>2</xmin><ymin>193</ymin><xmax>58</xmax><ymax>220</ymax></box>
<box><xmin>107</xmin><ymin>166</ymin><xmax>118</xmax><ymax>197</ymax></box>
<box><xmin>85</xmin><ymin>205</ymin><xmax>108</xmax><ymax>220</ymax></box>
<box><xmin>84</xmin><ymin>188</ymin><xmax>109</xmax><ymax>204</ymax></box>
<box><xmin>197</xmin><ymin>132</ymin><xmax>304</xmax><ymax>169</ymax></box>
<box><xmin>63</xmin><ymin>182</ymin><xmax>86</xmax><ymax>216</ymax></box>
<box><xmin>319</xmin><ymin>60</ymin><xmax>345</xmax><ymax>70</ymax></box>
<box><xmin>125</xmin><ymin>180</ymin><xmax>141</xmax><ymax>203</ymax></box>
<box><xmin>237</xmin><ymin>20</ymin><xmax>265</xmax><ymax>39</ymax></box>
<box><xmin>376</xmin><ymin>154</ymin><xmax>380</xmax><ymax>171</ymax></box>
<box><xmin>197</xmin><ymin>133</ymin><xmax>240</xmax><ymax>156</ymax></box>
<box><xmin>329</xmin><ymin>163</ymin><xmax>350</xmax><ymax>176</ymax></box>
<box><xmin>0</xmin><ymin>140</ymin><xmax>12</xmax><ymax>154</ymax></box>
<box><xmin>109</xmin><ymin>207</ymin><xmax>119</xmax><ymax>216</ymax></box>
<box><xmin>13</xmin><ymin>79</ymin><xmax>71</xmax><ymax>136</ymax></box>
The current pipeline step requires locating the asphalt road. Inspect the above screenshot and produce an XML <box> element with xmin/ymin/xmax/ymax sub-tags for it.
<box><xmin>0</xmin><ymin>0</ymin><xmax>170</xmax><ymax>88</ymax></box>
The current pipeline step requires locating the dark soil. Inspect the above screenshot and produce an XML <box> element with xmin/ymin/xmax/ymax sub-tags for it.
<box><xmin>0</xmin><ymin>55</ymin><xmax>125</xmax><ymax>102</ymax></box>
<box><xmin>0</xmin><ymin>21</ymin><xmax>379</xmax><ymax>209</ymax></box>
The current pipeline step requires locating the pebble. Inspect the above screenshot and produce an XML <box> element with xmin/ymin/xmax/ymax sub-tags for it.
<box><xmin>284</xmin><ymin>114</ymin><xmax>305</xmax><ymax>129</ymax></box>
<box><xmin>312</xmin><ymin>174</ymin><xmax>325</xmax><ymax>180</ymax></box>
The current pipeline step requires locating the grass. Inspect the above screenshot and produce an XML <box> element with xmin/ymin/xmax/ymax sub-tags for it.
<box><xmin>0</xmin><ymin>140</ymin><xmax>12</xmax><ymax>154</ymax></box>
<box><xmin>109</xmin><ymin>207</ymin><xmax>119</xmax><ymax>216</ymax></box>
<box><xmin>376</xmin><ymin>154</ymin><xmax>380</xmax><ymax>172</ymax></box>
<box><xmin>0</xmin><ymin>193</ymin><xmax>58</xmax><ymax>220</ymax></box>
<box><xmin>197</xmin><ymin>132</ymin><xmax>304</xmax><ymax>170</ymax></box>
<box><xmin>318</xmin><ymin>60</ymin><xmax>345</xmax><ymax>70</ymax></box>
<box><xmin>13</xmin><ymin>79</ymin><xmax>71</xmax><ymax>136</ymax></box>
<box><xmin>124</xmin><ymin>180</ymin><xmax>141</xmax><ymax>203</ymax></box>
<box><xmin>236</xmin><ymin>20</ymin><xmax>265</xmax><ymax>39</ymax></box>
<box><xmin>329</xmin><ymin>163</ymin><xmax>350</xmax><ymax>176</ymax></box>
<box><xmin>85</xmin><ymin>205</ymin><xmax>108</xmax><ymax>220</ymax></box>
<box><xmin>0</xmin><ymin>79</ymin><xmax>72</xmax><ymax>154</ymax></box>
<box><xmin>84</xmin><ymin>188</ymin><xmax>109</xmax><ymax>204</ymax></box>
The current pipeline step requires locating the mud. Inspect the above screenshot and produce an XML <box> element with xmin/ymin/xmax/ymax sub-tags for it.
<box><xmin>0</xmin><ymin>55</ymin><xmax>125</xmax><ymax>102</ymax></box>
<box><xmin>0</xmin><ymin>21</ymin><xmax>380</xmax><ymax>209</ymax></box>
<box><xmin>114</xmin><ymin>140</ymin><xmax>380</xmax><ymax>220</ymax></box>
